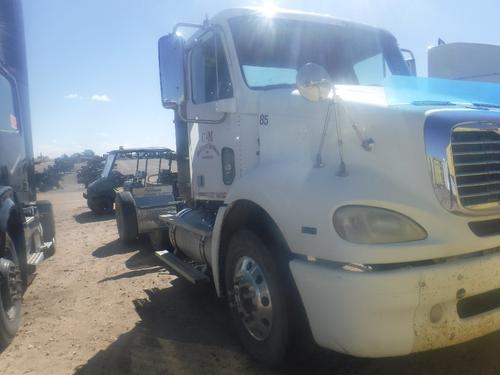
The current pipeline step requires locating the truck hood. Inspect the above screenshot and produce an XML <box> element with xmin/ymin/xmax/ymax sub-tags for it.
<box><xmin>334</xmin><ymin>75</ymin><xmax>500</xmax><ymax>109</ymax></box>
<box><xmin>257</xmin><ymin>76</ymin><xmax>500</xmax><ymax>172</ymax></box>
<box><xmin>258</xmin><ymin>75</ymin><xmax>500</xmax><ymax>208</ymax></box>
<box><xmin>334</xmin><ymin>85</ymin><xmax>387</xmax><ymax>106</ymax></box>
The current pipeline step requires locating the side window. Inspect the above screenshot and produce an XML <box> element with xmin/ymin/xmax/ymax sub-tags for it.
<box><xmin>191</xmin><ymin>33</ymin><xmax>233</xmax><ymax>104</ymax></box>
<box><xmin>0</xmin><ymin>74</ymin><xmax>18</xmax><ymax>132</ymax></box>
<box><xmin>353</xmin><ymin>53</ymin><xmax>390</xmax><ymax>86</ymax></box>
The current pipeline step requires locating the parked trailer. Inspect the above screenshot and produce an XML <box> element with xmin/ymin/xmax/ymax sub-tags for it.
<box><xmin>111</xmin><ymin>148</ymin><xmax>178</xmax><ymax>247</ymax></box>
<box><xmin>154</xmin><ymin>7</ymin><xmax>500</xmax><ymax>365</ymax></box>
<box><xmin>0</xmin><ymin>0</ymin><xmax>56</xmax><ymax>349</ymax></box>
<box><xmin>85</xmin><ymin>148</ymin><xmax>175</xmax><ymax>214</ymax></box>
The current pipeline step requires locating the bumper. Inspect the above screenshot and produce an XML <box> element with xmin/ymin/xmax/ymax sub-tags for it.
<box><xmin>290</xmin><ymin>249</ymin><xmax>500</xmax><ymax>358</ymax></box>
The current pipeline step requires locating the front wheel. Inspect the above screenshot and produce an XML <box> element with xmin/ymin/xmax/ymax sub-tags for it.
<box><xmin>225</xmin><ymin>230</ymin><xmax>289</xmax><ymax>366</ymax></box>
<box><xmin>0</xmin><ymin>234</ymin><xmax>22</xmax><ymax>350</ymax></box>
<box><xmin>88</xmin><ymin>197</ymin><xmax>113</xmax><ymax>215</ymax></box>
<box><xmin>115</xmin><ymin>192</ymin><xmax>138</xmax><ymax>244</ymax></box>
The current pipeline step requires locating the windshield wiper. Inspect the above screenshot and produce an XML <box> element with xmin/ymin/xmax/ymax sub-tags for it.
<box><xmin>411</xmin><ymin>100</ymin><xmax>500</xmax><ymax>109</ymax></box>
<box><xmin>411</xmin><ymin>100</ymin><xmax>456</xmax><ymax>106</ymax></box>
<box><xmin>471</xmin><ymin>102</ymin><xmax>500</xmax><ymax>109</ymax></box>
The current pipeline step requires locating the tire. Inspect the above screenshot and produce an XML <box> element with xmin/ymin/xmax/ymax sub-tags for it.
<box><xmin>148</xmin><ymin>230</ymin><xmax>171</xmax><ymax>252</ymax></box>
<box><xmin>88</xmin><ymin>197</ymin><xmax>113</xmax><ymax>215</ymax></box>
<box><xmin>115</xmin><ymin>192</ymin><xmax>138</xmax><ymax>244</ymax></box>
<box><xmin>0</xmin><ymin>234</ymin><xmax>22</xmax><ymax>350</ymax></box>
<box><xmin>37</xmin><ymin>200</ymin><xmax>56</xmax><ymax>257</ymax></box>
<box><xmin>225</xmin><ymin>230</ymin><xmax>290</xmax><ymax>366</ymax></box>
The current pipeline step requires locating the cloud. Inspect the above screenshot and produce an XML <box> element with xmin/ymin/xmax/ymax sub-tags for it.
<box><xmin>64</xmin><ymin>93</ymin><xmax>111</xmax><ymax>102</ymax></box>
<box><xmin>91</xmin><ymin>94</ymin><xmax>111</xmax><ymax>102</ymax></box>
<box><xmin>64</xmin><ymin>93</ymin><xmax>82</xmax><ymax>100</ymax></box>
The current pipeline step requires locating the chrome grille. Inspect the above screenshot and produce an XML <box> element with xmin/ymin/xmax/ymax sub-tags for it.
<box><xmin>452</xmin><ymin>126</ymin><xmax>500</xmax><ymax>208</ymax></box>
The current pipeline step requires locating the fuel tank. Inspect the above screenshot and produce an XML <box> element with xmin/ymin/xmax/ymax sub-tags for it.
<box><xmin>168</xmin><ymin>208</ymin><xmax>216</xmax><ymax>264</ymax></box>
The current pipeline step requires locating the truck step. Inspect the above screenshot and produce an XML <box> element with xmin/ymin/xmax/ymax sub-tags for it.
<box><xmin>155</xmin><ymin>250</ymin><xmax>209</xmax><ymax>285</ymax></box>
<box><xmin>27</xmin><ymin>251</ymin><xmax>44</xmax><ymax>266</ymax></box>
<box><xmin>40</xmin><ymin>241</ymin><xmax>55</xmax><ymax>255</ymax></box>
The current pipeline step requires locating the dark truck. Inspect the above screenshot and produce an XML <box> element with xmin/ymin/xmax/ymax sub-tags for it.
<box><xmin>0</xmin><ymin>0</ymin><xmax>55</xmax><ymax>349</ymax></box>
<box><xmin>84</xmin><ymin>147</ymin><xmax>176</xmax><ymax>214</ymax></box>
<box><xmin>112</xmin><ymin>148</ymin><xmax>178</xmax><ymax>247</ymax></box>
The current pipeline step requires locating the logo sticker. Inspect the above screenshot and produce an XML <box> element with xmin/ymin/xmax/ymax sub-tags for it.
<box><xmin>196</xmin><ymin>143</ymin><xmax>220</xmax><ymax>159</ymax></box>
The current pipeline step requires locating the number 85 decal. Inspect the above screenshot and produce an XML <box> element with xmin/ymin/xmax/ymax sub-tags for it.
<box><xmin>259</xmin><ymin>114</ymin><xmax>269</xmax><ymax>126</ymax></box>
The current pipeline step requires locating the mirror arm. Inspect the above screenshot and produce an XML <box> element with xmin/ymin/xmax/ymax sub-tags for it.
<box><xmin>400</xmin><ymin>48</ymin><xmax>415</xmax><ymax>60</ymax></box>
<box><xmin>173</xmin><ymin>22</ymin><xmax>204</xmax><ymax>34</ymax></box>
<box><xmin>176</xmin><ymin>109</ymin><xmax>227</xmax><ymax>124</ymax></box>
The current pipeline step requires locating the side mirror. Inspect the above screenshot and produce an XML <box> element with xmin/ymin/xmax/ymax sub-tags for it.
<box><xmin>400</xmin><ymin>49</ymin><xmax>417</xmax><ymax>76</ymax></box>
<box><xmin>296</xmin><ymin>63</ymin><xmax>333</xmax><ymax>102</ymax></box>
<box><xmin>158</xmin><ymin>33</ymin><xmax>185</xmax><ymax>110</ymax></box>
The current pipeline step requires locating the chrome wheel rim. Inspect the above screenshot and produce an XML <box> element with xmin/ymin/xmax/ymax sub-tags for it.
<box><xmin>233</xmin><ymin>256</ymin><xmax>272</xmax><ymax>341</ymax></box>
<box><xmin>0</xmin><ymin>242</ymin><xmax>22</xmax><ymax>321</ymax></box>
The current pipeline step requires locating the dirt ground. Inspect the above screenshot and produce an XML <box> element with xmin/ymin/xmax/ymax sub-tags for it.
<box><xmin>2</xmin><ymin>173</ymin><xmax>500</xmax><ymax>374</ymax></box>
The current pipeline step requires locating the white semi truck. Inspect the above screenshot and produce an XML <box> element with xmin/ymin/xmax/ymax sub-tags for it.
<box><xmin>151</xmin><ymin>7</ymin><xmax>500</xmax><ymax>364</ymax></box>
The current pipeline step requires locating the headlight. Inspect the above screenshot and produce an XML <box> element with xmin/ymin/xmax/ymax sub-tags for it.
<box><xmin>333</xmin><ymin>206</ymin><xmax>427</xmax><ymax>244</ymax></box>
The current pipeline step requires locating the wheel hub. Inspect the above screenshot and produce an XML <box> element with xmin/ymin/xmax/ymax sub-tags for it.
<box><xmin>232</xmin><ymin>256</ymin><xmax>273</xmax><ymax>341</ymax></box>
<box><xmin>0</xmin><ymin>258</ymin><xmax>22</xmax><ymax>317</ymax></box>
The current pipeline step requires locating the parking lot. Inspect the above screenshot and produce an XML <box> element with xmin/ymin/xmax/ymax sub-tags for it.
<box><xmin>2</xmin><ymin>174</ymin><xmax>500</xmax><ymax>374</ymax></box>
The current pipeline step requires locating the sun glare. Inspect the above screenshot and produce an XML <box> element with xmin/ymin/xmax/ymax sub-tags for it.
<box><xmin>259</xmin><ymin>1</ymin><xmax>278</xmax><ymax>18</ymax></box>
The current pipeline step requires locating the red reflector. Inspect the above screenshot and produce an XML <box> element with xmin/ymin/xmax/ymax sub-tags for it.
<box><xmin>9</xmin><ymin>114</ymin><xmax>18</xmax><ymax>130</ymax></box>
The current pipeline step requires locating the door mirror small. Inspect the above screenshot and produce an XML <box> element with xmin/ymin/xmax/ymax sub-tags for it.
<box><xmin>401</xmin><ymin>49</ymin><xmax>417</xmax><ymax>76</ymax></box>
<box><xmin>158</xmin><ymin>33</ymin><xmax>185</xmax><ymax>110</ymax></box>
<box><xmin>296</xmin><ymin>63</ymin><xmax>333</xmax><ymax>102</ymax></box>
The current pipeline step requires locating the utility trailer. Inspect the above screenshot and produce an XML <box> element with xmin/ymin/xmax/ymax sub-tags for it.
<box><xmin>0</xmin><ymin>0</ymin><xmax>55</xmax><ymax>349</ymax></box>
<box><xmin>85</xmin><ymin>147</ymin><xmax>175</xmax><ymax>214</ymax></box>
<box><xmin>112</xmin><ymin>148</ymin><xmax>178</xmax><ymax>247</ymax></box>
<box><xmin>154</xmin><ymin>7</ymin><xmax>500</xmax><ymax>365</ymax></box>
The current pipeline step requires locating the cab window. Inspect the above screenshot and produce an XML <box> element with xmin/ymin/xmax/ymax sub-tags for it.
<box><xmin>190</xmin><ymin>33</ymin><xmax>233</xmax><ymax>104</ymax></box>
<box><xmin>353</xmin><ymin>52</ymin><xmax>391</xmax><ymax>86</ymax></box>
<box><xmin>0</xmin><ymin>74</ymin><xmax>18</xmax><ymax>132</ymax></box>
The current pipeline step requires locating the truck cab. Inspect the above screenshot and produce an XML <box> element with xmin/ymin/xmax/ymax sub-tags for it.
<box><xmin>156</xmin><ymin>7</ymin><xmax>500</xmax><ymax>365</ymax></box>
<box><xmin>0</xmin><ymin>0</ymin><xmax>55</xmax><ymax>349</ymax></box>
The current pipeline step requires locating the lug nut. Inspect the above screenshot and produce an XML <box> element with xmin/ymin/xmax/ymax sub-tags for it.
<box><xmin>430</xmin><ymin>304</ymin><xmax>444</xmax><ymax>323</ymax></box>
<box><xmin>456</xmin><ymin>288</ymin><xmax>466</xmax><ymax>300</ymax></box>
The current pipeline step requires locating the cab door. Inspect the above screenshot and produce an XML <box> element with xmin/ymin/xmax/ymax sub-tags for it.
<box><xmin>186</xmin><ymin>31</ymin><xmax>238</xmax><ymax>201</ymax></box>
<box><xmin>0</xmin><ymin>71</ymin><xmax>27</xmax><ymax>198</ymax></box>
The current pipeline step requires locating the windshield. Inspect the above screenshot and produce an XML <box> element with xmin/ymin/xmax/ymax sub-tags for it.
<box><xmin>102</xmin><ymin>150</ymin><xmax>175</xmax><ymax>179</ymax></box>
<box><xmin>101</xmin><ymin>153</ymin><xmax>115</xmax><ymax>177</ymax></box>
<box><xmin>228</xmin><ymin>16</ymin><xmax>409</xmax><ymax>89</ymax></box>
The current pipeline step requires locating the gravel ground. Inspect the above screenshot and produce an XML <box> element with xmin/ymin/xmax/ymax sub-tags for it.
<box><xmin>2</xmin><ymin>173</ymin><xmax>500</xmax><ymax>374</ymax></box>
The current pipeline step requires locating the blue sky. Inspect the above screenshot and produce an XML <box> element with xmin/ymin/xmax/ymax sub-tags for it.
<box><xmin>24</xmin><ymin>0</ymin><xmax>500</xmax><ymax>157</ymax></box>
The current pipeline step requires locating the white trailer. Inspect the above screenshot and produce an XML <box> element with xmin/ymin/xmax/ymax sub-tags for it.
<box><xmin>147</xmin><ymin>7</ymin><xmax>500</xmax><ymax>365</ymax></box>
